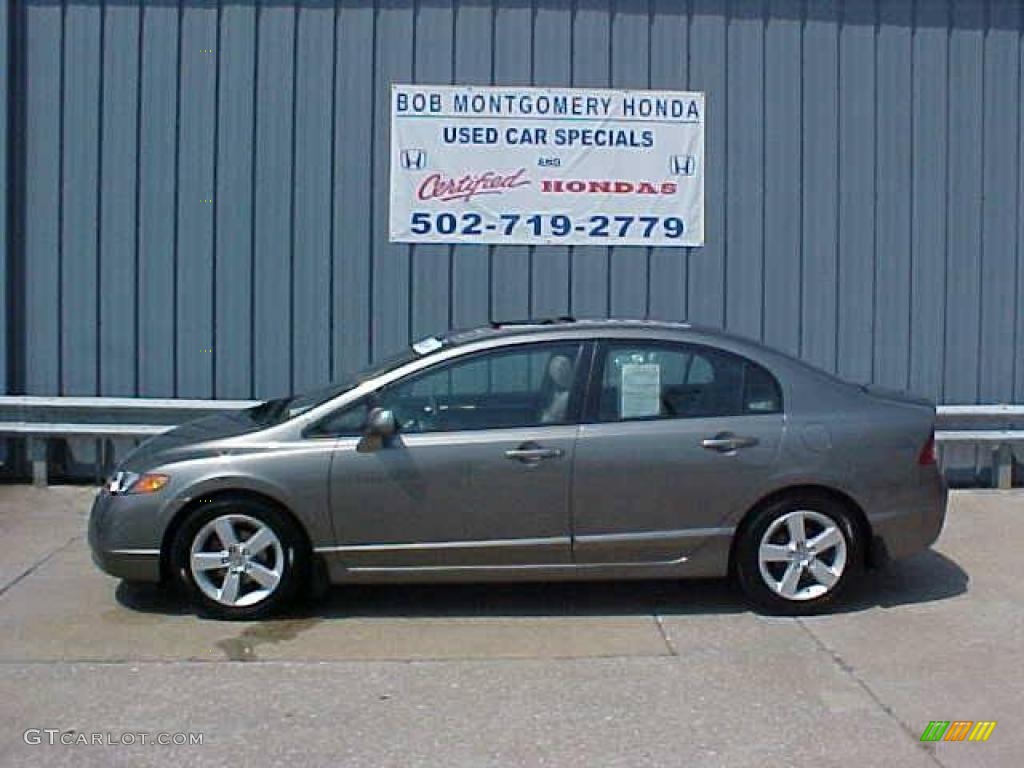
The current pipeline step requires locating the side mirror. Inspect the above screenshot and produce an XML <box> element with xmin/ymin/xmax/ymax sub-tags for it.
<box><xmin>357</xmin><ymin>407</ymin><xmax>396</xmax><ymax>453</ymax></box>
<box><xmin>365</xmin><ymin>407</ymin><xmax>397</xmax><ymax>437</ymax></box>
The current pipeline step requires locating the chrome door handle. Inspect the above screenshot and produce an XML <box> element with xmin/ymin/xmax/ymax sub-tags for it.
<box><xmin>701</xmin><ymin>434</ymin><xmax>759</xmax><ymax>453</ymax></box>
<box><xmin>505</xmin><ymin>447</ymin><xmax>564</xmax><ymax>461</ymax></box>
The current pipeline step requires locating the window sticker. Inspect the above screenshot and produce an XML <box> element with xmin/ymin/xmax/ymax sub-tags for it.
<box><xmin>620</xmin><ymin>363</ymin><xmax>661</xmax><ymax>419</ymax></box>
<box><xmin>412</xmin><ymin>336</ymin><xmax>444</xmax><ymax>355</ymax></box>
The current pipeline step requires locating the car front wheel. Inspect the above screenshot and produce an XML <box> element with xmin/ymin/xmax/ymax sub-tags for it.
<box><xmin>170</xmin><ymin>497</ymin><xmax>307</xmax><ymax>620</ymax></box>
<box><xmin>735</xmin><ymin>494</ymin><xmax>862</xmax><ymax>615</ymax></box>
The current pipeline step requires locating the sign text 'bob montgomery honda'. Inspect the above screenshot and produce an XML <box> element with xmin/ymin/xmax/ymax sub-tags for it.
<box><xmin>389</xmin><ymin>85</ymin><xmax>705</xmax><ymax>248</ymax></box>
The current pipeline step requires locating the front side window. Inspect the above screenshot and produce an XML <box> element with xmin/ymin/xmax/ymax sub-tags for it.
<box><xmin>372</xmin><ymin>342</ymin><xmax>585</xmax><ymax>434</ymax></box>
<box><xmin>311</xmin><ymin>401</ymin><xmax>372</xmax><ymax>437</ymax></box>
<box><xmin>255</xmin><ymin>341</ymin><xmax>444</xmax><ymax>427</ymax></box>
<box><xmin>595</xmin><ymin>342</ymin><xmax>782</xmax><ymax>422</ymax></box>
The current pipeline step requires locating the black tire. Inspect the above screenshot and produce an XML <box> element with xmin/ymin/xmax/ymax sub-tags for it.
<box><xmin>734</xmin><ymin>493</ymin><xmax>863</xmax><ymax>615</ymax></box>
<box><xmin>170</xmin><ymin>496</ymin><xmax>308</xmax><ymax>620</ymax></box>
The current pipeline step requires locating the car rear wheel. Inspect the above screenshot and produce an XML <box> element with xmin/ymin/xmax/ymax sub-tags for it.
<box><xmin>735</xmin><ymin>494</ymin><xmax>862</xmax><ymax>615</ymax></box>
<box><xmin>170</xmin><ymin>497</ymin><xmax>307</xmax><ymax>620</ymax></box>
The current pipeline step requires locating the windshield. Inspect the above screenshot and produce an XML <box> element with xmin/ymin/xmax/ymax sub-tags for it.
<box><xmin>248</xmin><ymin>340</ymin><xmax>443</xmax><ymax>425</ymax></box>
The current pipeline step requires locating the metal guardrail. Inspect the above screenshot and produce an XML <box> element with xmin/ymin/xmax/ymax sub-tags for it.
<box><xmin>935</xmin><ymin>404</ymin><xmax>1024</xmax><ymax>490</ymax></box>
<box><xmin>1</xmin><ymin>396</ymin><xmax>1021</xmax><ymax>488</ymax></box>
<box><xmin>0</xmin><ymin>396</ymin><xmax>259</xmax><ymax>487</ymax></box>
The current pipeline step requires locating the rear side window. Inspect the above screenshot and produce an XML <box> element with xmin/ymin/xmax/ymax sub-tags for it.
<box><xmin>595</xmin><ymin>342</ymin><xmax>782</xmax><ymax>422</ymax></box>
<box><xmin>743</xmin><ymin>362</ymin><xmax>783</xmax><ymax>413</ymax></box>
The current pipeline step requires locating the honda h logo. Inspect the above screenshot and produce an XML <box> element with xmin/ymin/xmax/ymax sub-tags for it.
<box><xmin>401</xmin><ymin>148</ymin><xmax>426</xmax><ymax>171</ymax></box>
<box><xmin>670</xmin><ymin>154</ymin><xmax>695</xmax><ymax>176</ymax></box>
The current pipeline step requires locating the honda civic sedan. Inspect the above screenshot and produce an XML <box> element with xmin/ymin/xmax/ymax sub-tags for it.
<box><xmin>89</xmin><ymin>318</ymin><xmax>947</xmax><ymax>619</ymax></box>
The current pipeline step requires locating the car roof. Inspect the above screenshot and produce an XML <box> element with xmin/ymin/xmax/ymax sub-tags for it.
<box><xmin>445</xmin><ymin>317</ymin><xmax>684</xmax><ymax>344</ymax></box>
<box><xmin>431</xmin><ymin>318</ymin><xmax>865</xmax><ymax>414</ymax></box>
<box><xmin>439</xmin><ymin>317</ymin><xmax>835</xmax><ymax>387</ymax></box>
<box><xmin>443</xmin><ymin>317</ymin><xmax>757</xmax><ymax>350</ymax></box>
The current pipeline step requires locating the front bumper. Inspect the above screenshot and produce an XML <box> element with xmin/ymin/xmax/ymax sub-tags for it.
<box><xmin>88</xmin><ymin>489</ymin><xmax>163</xmax><ymax>582</ymax></box>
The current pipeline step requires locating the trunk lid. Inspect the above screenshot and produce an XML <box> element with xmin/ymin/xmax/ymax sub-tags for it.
<box><xmin>859</xmin><ymin>384</ymin><xmax>935</xmax><ymax>412</ymax></box>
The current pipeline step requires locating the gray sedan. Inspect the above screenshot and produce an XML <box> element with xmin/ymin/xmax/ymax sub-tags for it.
<box><xmin>89</xmin><ymin>319</ymin><xmax>947</xmax><ymax>619</ymax></box>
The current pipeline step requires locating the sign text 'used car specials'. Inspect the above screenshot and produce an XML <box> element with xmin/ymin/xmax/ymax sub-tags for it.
<box><xmin>389</xmin><ymin>85</ymin><xmax>705</xmax><ymax>247</ymax></box>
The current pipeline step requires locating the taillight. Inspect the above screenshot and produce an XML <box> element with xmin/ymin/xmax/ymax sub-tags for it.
<box><xmin>918</xmin><ymin>433</ymin><xmax>937</xmax><ymax>465</ymax></box>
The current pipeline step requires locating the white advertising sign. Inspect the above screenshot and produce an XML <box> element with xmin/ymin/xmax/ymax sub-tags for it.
<box><xmin>389</xmin><ymin>85</ymin><xmax>704</xmax><ymax>247</ymax></box>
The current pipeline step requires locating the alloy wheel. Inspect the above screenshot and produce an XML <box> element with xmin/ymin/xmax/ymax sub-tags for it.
<box><xmin>189</xmin><ymin>513</ymin><xmax>286</xmax><ymax>608</ymax></box>
<box><xmin>756</xmin><ymin>509</ymin><xmax>848</xmax><ymax>601</ymax></box>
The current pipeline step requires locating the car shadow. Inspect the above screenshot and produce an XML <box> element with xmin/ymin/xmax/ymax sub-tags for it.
<box><xmin>840</xmin><ymin>548</ymin><xmax>969</xmax><ymax>612</ymax></box>
<box><xmin>115</xmin><ymin>548</ymin><xmax>968</xmax><ymax>620</ymax></box>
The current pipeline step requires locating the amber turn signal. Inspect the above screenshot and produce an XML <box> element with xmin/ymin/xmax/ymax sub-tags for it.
<box><xmin>129</xmin><ymin>473</ymin><xmax>170</xmax><ymax>494</ymax></box>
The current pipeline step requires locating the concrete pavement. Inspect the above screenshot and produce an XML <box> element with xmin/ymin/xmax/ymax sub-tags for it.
<box><xmin>0</xmin><ymin>486</ymin><xmax>1019</xmax><ymax>767</ymax></box>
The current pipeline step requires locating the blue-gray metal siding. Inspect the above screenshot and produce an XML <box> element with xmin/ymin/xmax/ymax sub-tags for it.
<box><xmin>1</xmin><ymin>0</ymin><xmax>8</xmax><ymax>407</ymax></box>
<box><xmin>4</xmin><ymin>0</ymin><xmax>1024</xmax><ymax>404</ymax></box>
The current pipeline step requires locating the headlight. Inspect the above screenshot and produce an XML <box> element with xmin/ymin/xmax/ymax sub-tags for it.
<box><xmin>107</xmin><ymin>471</ymin><xmax>137</xmax><ymax>494</ymax></box>
<box><xmin>108</xmin><ymin>471</ymin><xmax>170</xmax><ymax>495</ymax></box>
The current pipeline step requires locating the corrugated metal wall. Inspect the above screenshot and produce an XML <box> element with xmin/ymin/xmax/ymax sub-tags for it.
<box><xmin>4</xmin><ymin>0</ymin><xmax>1024</xmax><ymax>405</ymax></box>
<box><xmin>2</xmin><ymin>0</ymin><xmax>9</xmax><ymax>408</ymax></box>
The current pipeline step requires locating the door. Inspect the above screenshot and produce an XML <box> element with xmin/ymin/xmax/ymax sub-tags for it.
<box><xmin>325</xmin><ymin>341</ymin><xmax>588</xmax><ymax>568</ymax></box>
<box><xmin>572</xmin><ymin>340</ymin><xmax>784</xmax><ymax>564</ymax></box>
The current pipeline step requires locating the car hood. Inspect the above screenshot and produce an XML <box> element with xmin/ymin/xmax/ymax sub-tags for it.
<box><xmin>121</xmin><ymin>410</ymin><xmax>265</xmax><ymax>471</ymax></box>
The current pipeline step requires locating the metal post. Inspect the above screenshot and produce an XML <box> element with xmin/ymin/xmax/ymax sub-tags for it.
<box><xmin>992</xmin><ymin>443</ymin><xmax>1013</xmax><ymax>490</ymax></box>
<box><xmin>27</xmin><ymin>437</ymin><xmax>47</xmax><ymax>487</ymax></box>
